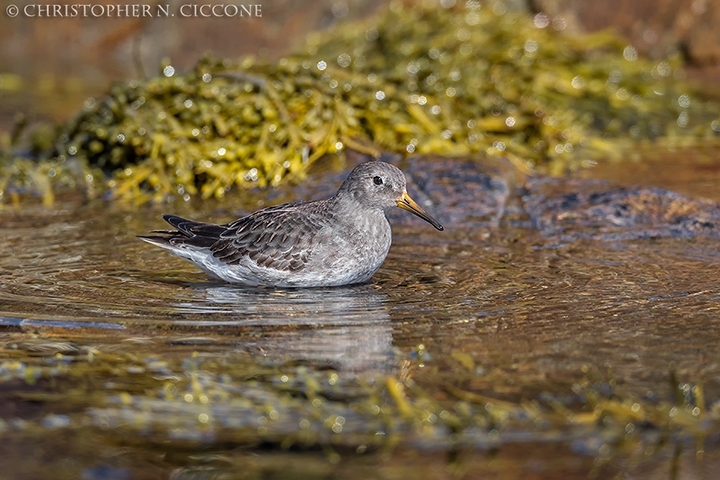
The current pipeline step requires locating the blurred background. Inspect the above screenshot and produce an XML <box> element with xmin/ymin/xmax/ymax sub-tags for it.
<box><xmin>1</xmin><ymin>0</ymin><xmax>719</xmax><ymax>132</ymax></box>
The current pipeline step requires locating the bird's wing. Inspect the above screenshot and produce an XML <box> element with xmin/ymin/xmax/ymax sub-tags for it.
<box><xmin>210</xmin><ymin>201</ymin><xmax>332</xmax><ymax>272</ymax></box>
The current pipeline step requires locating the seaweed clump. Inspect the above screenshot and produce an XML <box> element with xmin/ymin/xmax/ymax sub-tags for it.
<box><xmin>4</xmin><ymin>0</ymin><xmax>720</xmax><ymax>203</ymax></box>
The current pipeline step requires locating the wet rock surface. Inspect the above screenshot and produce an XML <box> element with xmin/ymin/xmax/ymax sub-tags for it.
<box><xmin>522</xmin><ymin>178</ymin><xmax>720</xmax><ymax>241</ymax></box>
<box><xmin>392</xmin><ymin>155</ymin><xmax>517</xmax><ymax>229</ymax></box>
<box><xmin>398</xmin><ymin>155</ymin><xmax>720</xmax><ymax>241</ymax></box>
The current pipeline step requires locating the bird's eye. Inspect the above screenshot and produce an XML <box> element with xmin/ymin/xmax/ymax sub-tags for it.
<box><xmin>373</xmin><ymin>176</ymin><xmax>383</xmax><ymax>185</ymax></box>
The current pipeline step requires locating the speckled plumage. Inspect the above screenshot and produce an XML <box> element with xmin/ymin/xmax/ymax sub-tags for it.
<box><xmin>140</xmin><ymin>161</ymin><xmax>443</xmax><ymax>287</ymax></box>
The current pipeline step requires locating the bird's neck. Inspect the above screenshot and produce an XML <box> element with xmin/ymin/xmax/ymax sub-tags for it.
<box><xmin>328</xmin><ymin>193</ymin><xmax>386</xmax><ymax>223</ymax></box>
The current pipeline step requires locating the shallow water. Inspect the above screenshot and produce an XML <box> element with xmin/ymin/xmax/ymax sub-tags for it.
<box><xmin>2</xmin><ymin>151</ymin><xmax>720</xmax><ymax>478</ymax></box>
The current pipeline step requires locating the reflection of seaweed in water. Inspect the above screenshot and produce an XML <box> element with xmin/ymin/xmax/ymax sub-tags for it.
<box><xmin>2</xmin><ymin>1</ymin><xmax>720</xmax><ymax>204</ymax></box>
<box><xmin>0</xmin><ymin>334</ymin><xmax>716</xmax><ymax>470</ymax></box>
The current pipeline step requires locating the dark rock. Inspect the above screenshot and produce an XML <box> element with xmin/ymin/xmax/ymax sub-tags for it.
<box><xmin>374</xmin><ymin>154</ymin><xmax>720</xmax><ymax>241</ymax></box>
<box><xmin>389</xmin><ymin>155</ymin><xmax>519</xmax><ymax>229</ymax></box>
<box><xmin>522</xmin><ymin>176</ymin><xmax>720</xmax><ymax>241</ymax></box>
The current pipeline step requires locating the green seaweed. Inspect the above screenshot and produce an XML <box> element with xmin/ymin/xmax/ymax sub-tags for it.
<box><xmin>0</xmin><ymin>117</ymin><xmax>103</xmax><ymax>205</ymax></box>
<box><xmin>3</xmin><ymin>0</ymin><xmax>720</xmax><ymax>203</ymax></box>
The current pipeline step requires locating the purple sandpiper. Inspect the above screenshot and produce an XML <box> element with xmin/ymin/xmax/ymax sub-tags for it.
<box><xmin>140</xmin><ymin>160</ymin><xmax>443</xmax><ymax>287</ymax></box>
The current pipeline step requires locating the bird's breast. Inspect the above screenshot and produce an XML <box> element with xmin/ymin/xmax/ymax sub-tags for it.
<box><xmin>307</xmin><ymin>210</ymin><xmax>391</xmax><ymax>280</ymax></box>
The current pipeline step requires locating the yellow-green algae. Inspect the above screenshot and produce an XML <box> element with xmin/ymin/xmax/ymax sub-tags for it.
<box><xmin>0</xmin><ymin>337</ymin><xmax>717</xmax><ymax>459</ymax></box>
<box><xmin>2</xmin><ymin>0</ymin><xmax>720</xmax><ymax>203</ymax></box>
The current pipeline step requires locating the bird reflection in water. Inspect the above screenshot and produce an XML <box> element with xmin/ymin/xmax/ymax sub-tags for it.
<box><xmin>172</xmin><ymin>283</ymin><xmax>396</xmax><ymax>376</ymax></box>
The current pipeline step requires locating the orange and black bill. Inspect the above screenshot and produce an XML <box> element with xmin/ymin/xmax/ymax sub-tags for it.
<box><xmin>397</xmin><ymin>191</ymin><xmax>444</xmax><ymax>231</ymax></box>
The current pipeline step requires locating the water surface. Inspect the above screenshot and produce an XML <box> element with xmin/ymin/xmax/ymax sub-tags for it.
<box><xmin>1</xmin><ymin>151</ymin><xmax>720</xmax><ymax>479</ymax></box>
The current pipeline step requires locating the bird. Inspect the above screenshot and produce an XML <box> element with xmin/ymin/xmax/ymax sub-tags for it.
<box><xmin>139</xmin><ymin>160</ymin><xmax>443</xmax><ymax>287</ymax></box>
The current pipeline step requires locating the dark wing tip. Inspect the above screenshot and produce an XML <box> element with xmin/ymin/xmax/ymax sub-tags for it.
<box><xmin>137</xmin><ymin>215</ymin><xmax>192</xmax><ymax>246</ymax></box>
<box><xmin>162</xmin><ymin>214</ymin><xmax>190</xmax><ymax>228</ymax></box>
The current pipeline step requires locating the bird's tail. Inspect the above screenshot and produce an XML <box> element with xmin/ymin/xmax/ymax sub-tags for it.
<box><xmin>138</xmin><ymin>214</ymin><xmax>226</xmax><ymax>249</ymax></box>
